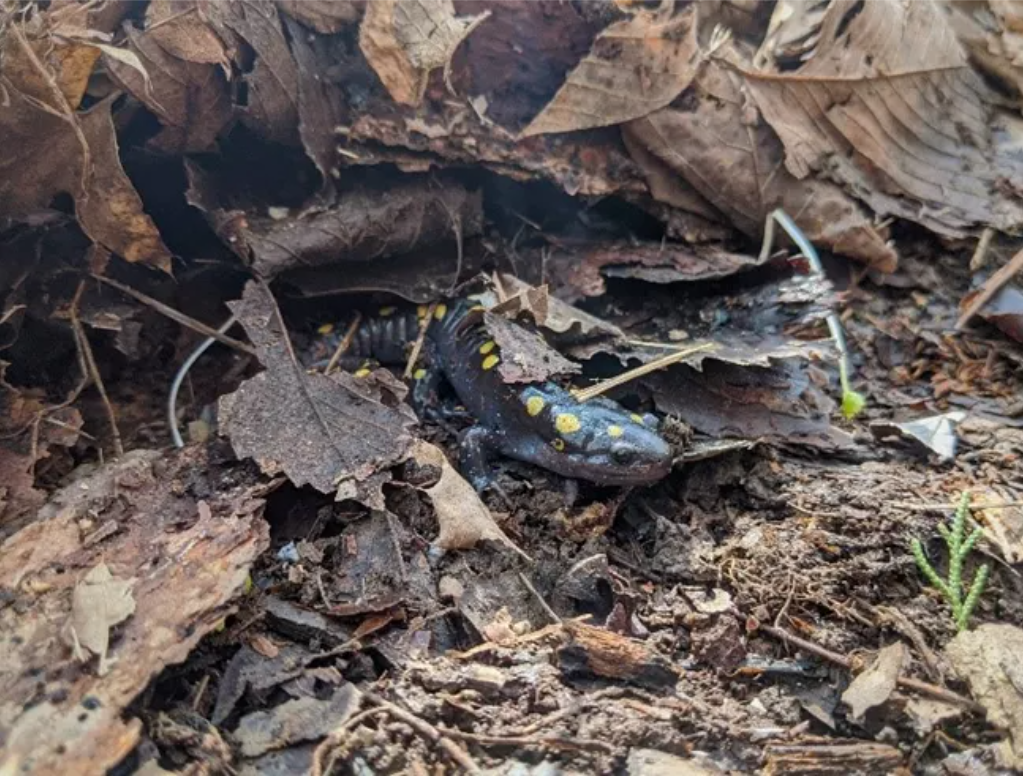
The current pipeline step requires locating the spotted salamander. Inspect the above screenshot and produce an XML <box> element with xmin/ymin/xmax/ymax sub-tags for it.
<box><xmin>315</xmin><ymin>300</ymin><xmax>673</xmax><ymax>490</ymax></box>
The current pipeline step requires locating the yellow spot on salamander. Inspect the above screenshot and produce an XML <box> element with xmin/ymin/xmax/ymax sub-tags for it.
<box><xmin>525</xmin><ymin>395</ymin><xmax>545</xmax><ymax>416</ymax></box>
<box><xmin>555</xmin><ymin>413</ymin><xmax>581</xmax><ymax>435</ymax></box>
<box><xmin>607</xmin><ymin>424</ymin><xmax>624</xmax><ymax>438</ymax></box>
<box><xmin>317</xmin><ymin>322</ymin><xmax>334</xmax><ymax>335</ymax></box>
<box><xmin>434</xmin><ymin>304</ymin><xmax>448</xmax><ymax>321</ymax></box>
<box><xmin>379</xmin><ymin>305</ymin><xmax>396</xmax><ymax>316</ymax></box>
<box><xmin>479</xmin><ymin>340</ymin><xmax>496</xmax><ymax>355</ymax></box>
<box><xmin>630</xmin><ymin>413</ymin><xmax>645</xmax><ymax>425</ymax></box>
<box><xmin>469</xmin><ymin>304</ymin><xmax>485</xmax><ymax>313</ymax></box>
<box><xmin>413</xmin><ymin>368</ymin><xmax>427</xmax><ymax>380</ymax></box>
<box><xmin>481</xmin><ymin>354</ymin><xmax>500</xmax><ymax>371</ymax></box>
<box><xmin>552</xmin><ymin>438</ymin><xmax>565</xmax><ymax>451</ymax></box>
<box><xmin>354</xmin><ymin>366</ymin><xmax>371</xmax><ymax>378</ymax></box>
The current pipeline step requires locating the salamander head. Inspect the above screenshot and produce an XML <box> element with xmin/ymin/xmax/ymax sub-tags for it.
<box><xmin>517</xmin><ymin>387</ymin><xmax>673</xmax><ymax>486</ymax></box>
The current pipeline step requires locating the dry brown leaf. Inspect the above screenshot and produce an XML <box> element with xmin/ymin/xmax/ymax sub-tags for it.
<box><xmin>841</xmin><ymin>642</ymin><xmax>907</xmax><ymax>720</ymax></box>
<box><xmin>218</xmin><ymin>282</ymin><xmax>416</xmax><ymax>505</ymax></box>
<box><xmin>624</xmin><ymin>59</ymin><xmax>897</xmax><ymax>271</ymax></box>
<box><xmin>359</xmin><ymin>0</ymin><xmax>490</xmax><ymax>107</ymax></box>
<box><xmin>413</xmin><ymin>440</ymin><xmax>529</xmax><ymax>561</ymax></box>
<box><xmin>521</xmin><ymin>5</ymin><xmax>699</xmax><ymax>138</ymax></box>
<box><xmin>0</xmin><ymin>24</ymin><xmax>172</xmax><ymax>272</ymax></box>
<box><xmin>745</xmin><ymin>0</ymin><xmax>1023</xmax><ymax>237</ymax></box>
<box><xmin>104</xmin><ymin>24</ymin><xmax>232</xmax><ymax>153</ymax></box>
<box><xmin>203</xmin><ymin>1</ymin><xmax>300</xmax><ymax>145</ymax></box>
<box><xmin>947</xmin><ymin>1</ymin><xmax>1023</xmax><ymax>97</ymax></box>
<box><xmin>145</xmin><ymin>0</ymin><xmax>231</xmax><ymax>69</ymax></box>
<box><xmin>67</xmin><ymin>563</ymin><xmax>136</xmax><ymax>676</ymax></box>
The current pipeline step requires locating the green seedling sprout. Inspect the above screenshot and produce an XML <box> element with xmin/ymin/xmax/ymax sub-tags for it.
<box><xmin>910</xmin><ymin>491</ymin><xmax>990</xmax><ymax>632</ymax></box>
<box><xmin>758</xmin><ymin>209</ymin><xmax>866</xmax><ymax>419</ymax></box>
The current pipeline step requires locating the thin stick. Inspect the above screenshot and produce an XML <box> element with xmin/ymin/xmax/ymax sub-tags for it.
<box><xmin>891</xmin><ymin>500</ymin><xmax>1023</xmax><ymax>511</ymax></box>
<box><xmin>70</xmin><ymin>281</ymin><xmax>124</xmax><ymax>457</ymax></box>
<box><xmin>759</xmin><ymin>624</ymin><xmax>985</xmax><ymax>713</ymax></box>
<box><xmin>324</xmin><ymin>313</ymin><xmax>362</xmax><ymax>375</ymax></box>
<box><xmin>968</xmin><ymin>227</ymin><xmax>994</xmax><ymax>272</ymax></box>
<box><xmin>956</xmin><ymin>246</ymin><xmax>1023</xmax><ymax>331</ymax></box>
<box><xmin>572</xmin><ymin>343</ymin><xmax>715</xmax><ymax>403</ymax></box>
<box><xmin>362</xmin><ymin>693</ymin><xmax>481</xmax><ymax>774</ymax></box>
<box><xmin>92</xmin><ymin>274</ymin><xmax>256</xmax><ymax>356</ymax></box>
<box><xmin>403</xmin><ymin>302</ymin><xmax>437</xmax><ymax>379</ymax></box>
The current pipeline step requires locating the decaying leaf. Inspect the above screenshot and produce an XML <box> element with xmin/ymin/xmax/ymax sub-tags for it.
<box><xmin>624</xmin><ymin>59</ymin><xmax>898</xmax><ymax>271</ymax></box>
<box><xmin>0</xmin><ymin>449</ymin><xmax>269</xmax><ymax>776</ymax></box>
<box><xmin>975</xmin><ymin>492</ymin><xmax>1023</xmax><ymax>565</ymax></box>
<box><xmin>144</xmin><ymin>0</ymin><xmax>231</xmax><ymax>68</ymax></box>
<box><xmin>841</xmin><ymin>642</ymin><xmax>907</xmax><ymax>720</ymax></box>
<box><xmin>870</xmin><ymin>411</ymin><xmax>967</xmax><ymax>461</ymax></box>
<box><xmin>642</xmin><ymin>340</ymin><xmax>849</xmax><ymax>451</ymax></box>
<box><xmin>745</xmin><ymin>0</ymin><xmax>1023</xmax><ymax>237</ymax></box>
<box><xmin>482</xmin><ymin>311</ymin><xmax>580</xmax><ymax>385</ymax></box>
<box><xmin>946</xmin><ymin>624</ymin><xmax>1023</xmax><ymax>770</ymax></box>
<box><xmin>946</xmin><ymin>0</ymin><xmax>1023</xmax><ymax>97</ymax></box>
<box><xmin>359</xmin><ymin>0</ymin><xmax>491</xmax><ymax>106</ymax></box>
<box><xmin>67</xmin><ymin>562</ymin><xmax>136</xmax><ymax>676</ymax></box>
<box><xmin>234</xmin><ymin>685</ymin><xmax>360</xmax><ymax>758</ymax></box>
<box><xmin>413</xmin><ymin>440</ymin><xmax>529</xmax><ymax>560</ymax></box>
<box><xmin>203</xmin><ymin>0</ymin><xmax>300</xmax><ymax>145</ymax></box>
<box><xmin>521</xmin><ymin>5</ymin><xmax>699</xmax><ymax>138</ymax></box>
<box><xmin>218</xmin><ymin>282</ymin><xmax>416</xmax><ymax>505</ymax></box>
<box><xmin>185</xmin><ymin>165</ymin><xmax>483</xmax><ymax>278</ymax></box>
<box><xmin>104</xmin><ymin>24</ymin><xmax>232</xmax><ymax>154</ymax></box>
<box><xmin>0</xmin><ymin>20</ymin><xmax>172</xmax><ymax>272</ymax></box>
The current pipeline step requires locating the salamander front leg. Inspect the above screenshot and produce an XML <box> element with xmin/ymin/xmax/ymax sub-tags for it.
<box><xmin>458</xmin><ymin>425</ymin><xmax>502</xmax><ymax>492</ymax></box>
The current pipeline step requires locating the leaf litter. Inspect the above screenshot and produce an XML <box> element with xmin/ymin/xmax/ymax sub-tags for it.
<box><xmin>0</xmin><ymin>0</ymin><xmax>1022</xmax><ymax>773</ymax></box>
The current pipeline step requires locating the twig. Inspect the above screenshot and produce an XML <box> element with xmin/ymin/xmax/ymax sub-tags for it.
<box><xmin>403</xmin><ymin>302</ymin><xmax>437</xmax><ymax>380</ymax></box>
<box><xmin>311</xmin><ymin>707</ymin><xmax>386</xmax><ymax>776</ymax></box>
<box><xmin>69</xmin><ymin>281</ymin><xmax>123</xmax><ymax>457</ymax></box>
<box><xmin>91</xmin><ymin>274</ymin><xmax>256</xmax><ymax>356</ymax></box>
<box><xmin>518</xmin><ymin>572</ymin><xmax>561</xmax><ymax>625</ymax></box>
<box><xmin>572</xmin><ymin>343</ymin><xmax>715</xmax><ymax>403</ymax></box>
<box><xmin>968</xmin><ymin>227</ymin><xmax>994</xmax><ymax>272</ymax></box>
<box><xmin>956</xmin><ymin>245</ymin><xmax>1023</xmax><ymax>330</ymax></box>
<box><xmin>324</xmin><ymin>313</ymin><xmax>362</xmax><ymax>375</ymax></box>
<box><xmin>892</xmin><ymin>500</ymin><xmax>1023</xmax><ymax>511</ymax></box>
<box><xmin>439</xmin><ymin>726</ymin><xmax>615</xmax><ymax>755</ymax></box>
<box><xmin>362</xmin><ymin>692</ymin><xmax>481</xmax><ymax>774</ymax></box>
<box><xmin>759</xmin><ymin>624</ymin><xmax>985</xmax><ymax>713</ymax></box>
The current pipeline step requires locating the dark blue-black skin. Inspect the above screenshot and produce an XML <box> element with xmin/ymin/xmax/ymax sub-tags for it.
<box><xmin>320</xmin><ymin>300</ymin><xmax>673</xmax><ymax>490</ymax></box>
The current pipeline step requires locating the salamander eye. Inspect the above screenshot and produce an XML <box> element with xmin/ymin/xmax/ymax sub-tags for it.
<box><xmin>610</xmin><ymin>446</ymin><xmax>637</xmax><ymax>465</ymax></box>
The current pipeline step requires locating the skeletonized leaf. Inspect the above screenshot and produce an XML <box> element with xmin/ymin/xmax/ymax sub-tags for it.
<box><xmin>521</xmin><ymin>6</ymin><xmax>699</xmax><ymax>138</ymax></box>
<box><xmin>69</xmin><ymin>563</ymin><xmax>136</xmax><ymax>676</ymax></box>
<box><xmin>745</xmin><ymin>0</ymin><xmax>1023</xmax><ymax>237</ymax></box>
<box><xmin>359</xmin><ymin>0</ymin><xmax>490</xmax><ymax>107</ymax></box>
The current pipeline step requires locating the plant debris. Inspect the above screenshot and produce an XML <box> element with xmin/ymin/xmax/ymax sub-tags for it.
<box><xmin>1</xmin><ymin>0</ymin><xmax>1022</xmax><ymax>773</ymax></box>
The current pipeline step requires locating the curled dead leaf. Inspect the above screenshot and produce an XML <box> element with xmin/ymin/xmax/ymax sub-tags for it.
<box><xmin>359</xmin><ymin>0</ymin><xmax>490</xmax><ymax>106</ymax></box>
<box><xmin>521</xmin><ymin>5</ymin><xmax>699</xmax><ymax>137</ymax></box>
<box><xmin>412</xmin><ymin>440</ymin><xmax>530</xmax><ymax>561</ymax></box>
